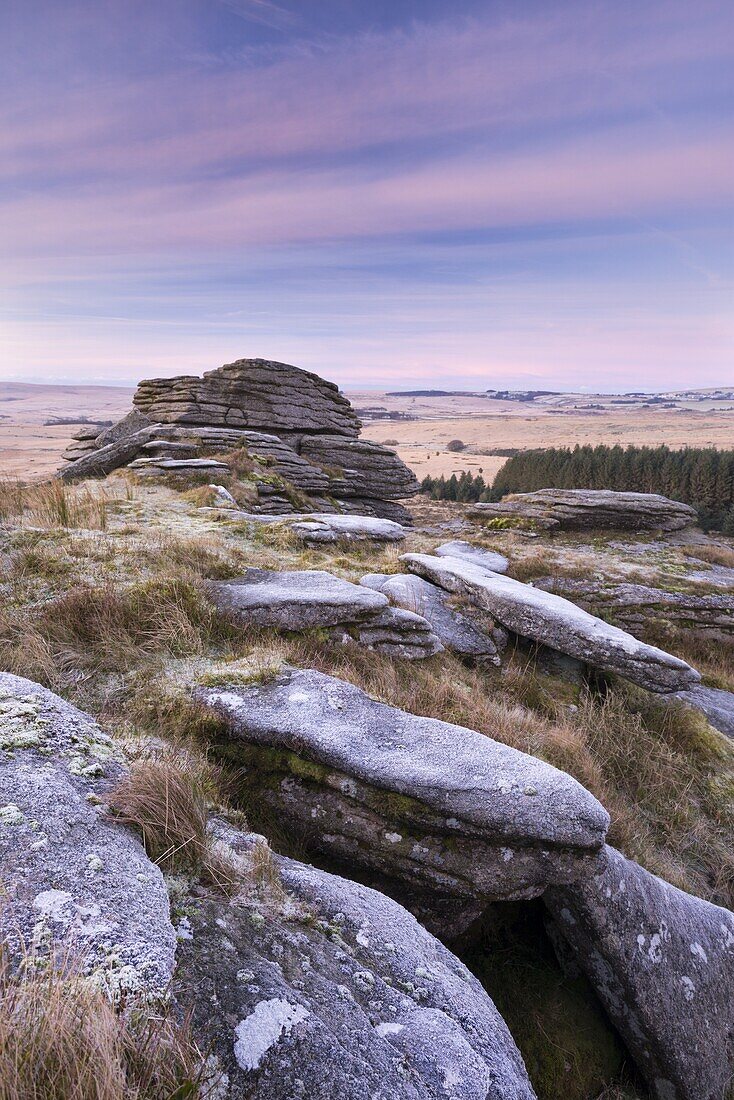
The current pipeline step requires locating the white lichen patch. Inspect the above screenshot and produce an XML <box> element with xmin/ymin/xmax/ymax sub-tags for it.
<box><xmin>375</xmin><ymin>1021</ymin><xmax>404</xmax><ymax>1037</ymax></box>
<box><xmin>233</xmin><ymin>999</ymin><xmax>310</xmax><ymax>1072</ymax></box>
<box><xmin>86</xmin><ymin>854</ymin><xmax>104</xmax><ymax>873</ymax></box>
<box><xmin>0</xmin><ymin>692</ymin><xmax>45</xmax><ymax>752</ymax></box>
<box><xmin>0</xmin><ymin>803</ymin><xmax>25</xmax><ymax>826</ymax></box>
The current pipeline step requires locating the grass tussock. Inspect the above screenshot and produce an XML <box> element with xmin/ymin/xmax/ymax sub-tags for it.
<box><xmin>108</xmin><ymin>754</ymin><xmax>239</xmax><ymax>893</ymax></box>
<box><xmin>0</xmin><ymin>479</ymin><xmax>112</xmax><ymax>530</ymax></box>
<box><xmin>686</xmin><ymin>542</ymin><xmax>734</xmax><ymax>569</ymax></box>
<box><xmin>0</xmin><ymin>577</ymin><xmax>234</xmax><ymax>690</ymax></box>
<box><xmin>0</xmin><ymin>949</ymin><xmax>206</xmax><ymax>1100</ymax></box>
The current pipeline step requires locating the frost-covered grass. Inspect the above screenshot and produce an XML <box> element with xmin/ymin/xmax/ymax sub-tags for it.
<box><xmin>2</xmin><ymin>481</ymin><xmax>732</xmax><ymax>906</ymax></box>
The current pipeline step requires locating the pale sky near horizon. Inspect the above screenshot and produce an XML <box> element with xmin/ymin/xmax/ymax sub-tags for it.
<box><xmin>1</xmin><ymin>0</ymin><xmax>733</xmax><ymax>391</ymax></box>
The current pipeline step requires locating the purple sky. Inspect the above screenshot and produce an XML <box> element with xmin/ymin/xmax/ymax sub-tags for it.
<box><xmin>2</xmin><ymin>0</ymin><xmax>733</xmax><ymax>390</ymax></box>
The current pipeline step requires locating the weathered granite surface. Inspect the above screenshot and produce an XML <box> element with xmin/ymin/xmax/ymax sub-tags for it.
<box><xmin>672</xmin><ymin>684</ymin><xmax>734</xmax><ymax>738</ymax></box>
<box><xmin>195</xmin><ymin>669</ymin><xmax>609</xmax><ymax>901</ymax></box>
<box><xmin>536</xmin><ymin>577</ymin><xmax>734</xmax><ymax>640</ymax></box>
<box><xmin>402</xmin><ymin>554</ymin><xmax>700</xmax><ymax>693</ymax></box>
<box><xmin>299</xmin><ymin>435</ymin><xmax>419</xmax><ymax>501</ymax></box>
<box><xmin>435</xmin><ymin>541</ymin><xmax>509</xmax><ymax>574</ymax></box>
<box><xmin>361</xmin><ymin>572</ymin><xmax>499</xmax><ymax>661</ymax></box>
<box><xmin>179</xmin><ymin>824</ymin><xmax>537</xmax><ymax>1100</ymax></box>
<box><xmin>545</xmin><ymin>845</ymin><xmax>734</xmax><ymax>1100</ymax></box>
<box><xmin>345</xmin><ymin>605</ymin><xmax>444</xmax><ymax>660</ymax></box>
<box><xmin>133</xmin><ymin>359</ymin><xmax>361</xmax><ymax>436</ymax></box>
<box><xmin>59</xmin><ymin>360</ymin><xmax>418</xmax><ymax>518</ymax></box>
<box><xmin>471</xmin><ymin>489</ymin><xmax>698</xmax><ymax>533</ymax></box>
<box><xmin>208</xmin><ymin>569</ymin><xmax>441</xmax><ymax>657</ymax></box>
<box><xmin>0</xmin><ymin>673</ymin><xmax>175</xmax><ymax>1000</ymax></box>
<box><xmin>209</xmin><ymin>569</ymin><xmax>388</xmax><ymax>630</ymax></box>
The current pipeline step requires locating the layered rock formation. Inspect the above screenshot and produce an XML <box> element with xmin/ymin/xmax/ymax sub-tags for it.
<box><xmin>59</xmin><ymin>359</ymin><xmax>419</xmax><ymax>521</ymax></box>
<box><xmin>196</xmin><ymin>669</ymin><xmax>610</xmax><ymax>902</ymax></box>
<box><xmin>402</xmin><ymin>553</ymin><xmax>701</xmax><ymax>692</ymax></box>
<box><xmin>537</xmin><ymin>577</ymin><xmax>734</xmax><ymax>641</ymax></box>
<box><xmin>208</xmin><ymin>569</ymin><xmax>443</xmax><ymax>658</ymax></box>
<box><xmin>470</xmin><ymin>489</ymin><xmax>698</xmax><ymax>532</ymax></box>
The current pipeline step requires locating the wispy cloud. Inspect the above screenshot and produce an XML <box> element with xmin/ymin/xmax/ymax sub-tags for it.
<box><xmin>0</xmin><ymin>0</ymin><xmax>732</xmax><ymax>387</ymax></box>
<box><xmin>216</xmin><ymin>0</ymin><xmax>297</xmax><ymax>31</ymax></box>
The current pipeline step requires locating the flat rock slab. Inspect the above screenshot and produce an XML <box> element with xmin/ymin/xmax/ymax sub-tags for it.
<box><xmin>435</xmin><ymin>541</ymin><xmax>509</xmax><ymax>574</ymax></box>
<box><xmin>129</xmin><ymin>457</ymin><xmax>230</xmax><ymax>472</ymax></box>
<box><xmin>402</xmin><ymin>554</ymin><xmax>700</xmax><ymax>693</ymax></box>
<box><xmin>471</xmin><ymin>489</ymin><xmax>697</xmax><ymax>533</ymax></box>
<box><xmin>545</xmin><ymin>845</ymin><xmax>734</xmax><ymax>1100</ymax></box>
<box><xmin>207</xmin><ymin>510</ymin><xmax>406</xmax><ymax>543</ymax></box>
<box><xmin>672</xmin><ymin>684</ymin><xmax>734</xmax><ymax>738</ymax></box>
<box><xmin>289</xmin><ymin>513</ymin><xmax>406</xmax><ymax>544</ymax></box>
<box><xmin>209</xmin><ymin>569</ymin><xmax>388</xmax><ymax>630</ymax></box>
<box><xmin>361</xmin><ymin>573</ymin><xmax>498</xmax><ymax>659</ymax></box>
<box><xmin>196</xmin><ymin>669</ymin><xmax>609</xmax><ymax>901</ymax></box>
<box><xmin>179</xmin><ymin>824</ymin><xmax>536</xmax><ymax>1100</ymax></box>
<box><xmin>0</xmin><ymin>674</ymin><xmax>175</xmax><ymax>1000</ymax></box>
<box><xmin>537</xmin><ymin>577</ymin><xmax>734</xmax><ymax>640</ymax></box>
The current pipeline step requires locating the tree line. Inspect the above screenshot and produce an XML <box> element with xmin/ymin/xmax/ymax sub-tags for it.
<box><xmin>421</xmin><ymin>445</ymin><xmax>734</xmax><ymax>532</ymax></box>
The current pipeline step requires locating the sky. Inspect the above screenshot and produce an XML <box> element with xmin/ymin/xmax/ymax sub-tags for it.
<box><xmin>1</xmin><ymin>0</ymin><xmax>733</xmax><ymax>391</ymax></box>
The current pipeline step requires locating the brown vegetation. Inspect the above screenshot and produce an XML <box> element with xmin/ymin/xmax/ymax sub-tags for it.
<box><xmin>0</xmin><ymin>948</ymin><xmax>206</xmax><ymax>1100</ymax></box>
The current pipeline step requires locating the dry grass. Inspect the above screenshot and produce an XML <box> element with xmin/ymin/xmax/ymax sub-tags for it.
<box><xmin>0</xmin><ymin>948</ymin><xmax>207</xmax><ymax>1100</ymax></box>
<box><xmin>108</xmin><ymin>754</ymin><xmax>238</xmax><ymax>893</ymax></box>
<box><xmin>685</xmin><ymin>542</ymin><xmax>734</xmax><ymax>569</ymax></box>
<box><xmin>0</xmin><ymin>479</ymin><xmax>112</xmax><ymax>530</ymax></box>
<box><xmin>0</xmin><ymin>577</ymin><xmax>233</xmax><ymax>692</ymax></box>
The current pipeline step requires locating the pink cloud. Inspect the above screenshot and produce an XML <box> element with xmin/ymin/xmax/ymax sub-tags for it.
<box><xmin>1</xmin><ymin>126</ymin><xmax>731</xmax><ymax>260</ymax></box>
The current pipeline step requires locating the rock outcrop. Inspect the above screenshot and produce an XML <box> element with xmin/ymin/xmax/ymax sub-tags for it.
<box><xmin>361</xmin><ymin>572</ymin><xmax>500</xmax><ymax>661</ymax></box>
<box><xmin>536</xmin><ymin>577</ymin><xmax>734</xmax><ymax>641</ymax></box>
<box><xmin>672</xmin><ymin>684</ymin><xmax>734</xmax><ymax>738</ymax></box>
<box><xmin>207</xmin><ymin>509</ymin><xmax>407</xmax><ymax>545</ymax></box>
<box><xmin>59</xmin><ymin>359</ymin><xmax>419</xmax><ymax>521</ymax></box>
<box><xmin>402</xmin><ymin>553</ymin><xmax>701</xmax><ymax>693</ymax></box>
<box><xmin>195</xmin><ymin>668</ymin><xmax>609</xmax><ymax>902</ymax></box>
<box><xmin>179</xmin><ymin>823</ymin><xmax>537</xmax><ymax>1100</ymax></box>
<box><xmin>435</xmin><ymin>541</ymin><xmax>509</xmax><ymax>574</ymax></box>
<box><xmin>208</xmin><ymin>569</ymin><xmax>442</xmax><ymax>658</ymax></box>
<box><xmin>545</xmin><ymin>845</ymin><xmax>734</xmax><ymax>1100</ymax></box>
<box><xmin>132</xmin><ymin>359</ymin><xmax>360</xmax><ymax>435</ymax></box>
<box><xmin>0</xmin><ymin>674</ymin><xmax>175</xmax><ymax>1000</ymax></box>
<box><xmin>471</xmin><ymin>489</ymin><xmax>698</xmax><ymax>533</ymax></box>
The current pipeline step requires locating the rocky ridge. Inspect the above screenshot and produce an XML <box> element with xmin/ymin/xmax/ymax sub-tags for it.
<box><xmin>59</xmin><ymin>359</ymin><xmax>419</xmax><ymax>520</ymax></box>
<box><xmin>471</xmin><ymin>489</ymin><xmax>698</xmax><ymax>533</ymax></box>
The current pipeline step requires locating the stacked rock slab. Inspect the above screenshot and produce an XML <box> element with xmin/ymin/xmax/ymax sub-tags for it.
<box><xmin>361</xmin><ymin>572</ymin><xmax>500</xmax><ymax>661</ymax></box>
<box><xmin>403</xmin><ymin>553</ymin><xmax>701</xmax><ymax>693</ymax></box>
<box><xmin>0</xmin><ymin>673</ymin><xmax>175</xmax><ymax>1000</ymax></box>
<box><xmin>545</xmin><ymin>845</ymin><xmax>734</xmax><ymax>1100</ymax></box>
<box><xmin>536</xmin><ymin>577</ymin><xmax>734</xmax><ymax>641</ymax></box>
<box><xmin>179</xmin><ymin>823</ymin><xmax>537</xmax><ymax>1100</ymax></box>
<box><xmin>470</xmin><ymin>489</ymin><xmax>698</xmax><ymax>532</ymax></box>
<box><xmin>208</xmin><ymin>569</ymin><xmax>443</xmax><ymax>658</ymax></box>
<box><xmin>59</xmin><ymin>359</ymin><xmax>418</xmax><ymax>520</ymax></box>
<box><xmin>195</xmin><ymin>669</ymin><xmax>609</xmax><ymax>902</ymax></box>
<box><xmin>204</xmin><ymin>509</ymin><xmax>408</xmax><ymax>545</ymax></box>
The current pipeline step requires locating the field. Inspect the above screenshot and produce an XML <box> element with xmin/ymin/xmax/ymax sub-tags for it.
<box><xmin>1</xmin><ymin>382</ymin><xmax>733</xmax><ymax>481</ymax></box>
